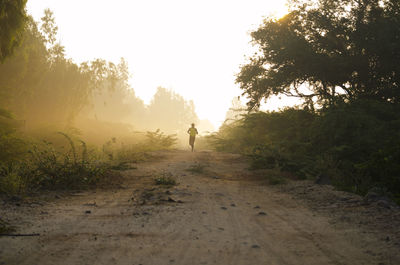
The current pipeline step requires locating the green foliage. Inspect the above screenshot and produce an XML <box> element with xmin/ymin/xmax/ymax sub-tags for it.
<box><xmin>0</xmin><ymin>132</ymin><xmax>111</xmax><ymax>195</ymax></box>
<box><xmin>0</xmin><ymin>0</ymin><xmax>27</xmax><ymax>62</ymax></box>
<box><xmin>0</xmin><ymin>126</ymin><xmax>179</xmax><ymax>195</ymax></box>
<box><xmin>0</xmin><ymin>108</ymin><xmax>14</xmax><ymax>119</ymax></box>
<box><xmin>0</xmin><ymin>9</ymin><xmax>200</xmax><ymax>150</ymax></box>
<box><xmin>0</xmin><ymin>109</ymin><xmax>27</xmax><ymax>163</ymax></box>
<box><xmin>28</xmin><ymin>137</ymin><xmax>108</xmax><ymax>190</ymax></box>
<box><xmin>0</xmin><ymin>133</ymin><xmax>27</xmax><ymax>162</ymax></box>
<box><xmin>0</xmin><ymin>9</ymin><xmax>198</xmax><ymax>197</ymax></box>
<box><xmin>40</xmin><ymin>9</ymin><xmax>58</xmax><ymax>45</ymax></box>
<box><xmin>310</xmin><ymin>100</ymin><xmax>400</xmax><ymax>197</ymax></box>
<box><xmin>100</xmin><ymin>130</ymin><xmax>177</xmax><ymax>164</ymax></box>
<box><xmin>0</xmin><ymin>163</ymin><xmax>26</xmax><ymax>194</ymax></box>
<box><xmin>0</xmin><ymin>13</ymin><xmax>131</xmax><ymax>126</ymax></box>
<box><xmin>110</xmin><ymin>143</ymin><xmax>150</xmax><ymax>163</ymax></box>
<box><xmin>237</xmin><ymin>0</ymin><xmax>400</xmax><ymax>109</ymax></box>
<box><xmin>250</xmin><ymin>145</ymin><xmax>282</xmax><ymax>170</ymax></box>
<box><xmin>145</xmin><ymin>129</ymin><xmax>177</xmax><ymax>150</ymax></box>
<box><xmin>209</xmin><ymin>100</ymin><xmax>400</xmax><ymax>201</ymax></box>
<box><xmin>209</xmin><ymin>108</ymin><xmax>314</xmax><ymax>156</ymax></box>
<box><xmin>228</xmin><ymin>0</ymin><xmax>400</xmax><ymax>203</ymax></box>
<box><xmin>154</xmin><ymin>173</ymin><xmax>176</xmax><ymax>186</ymax></box>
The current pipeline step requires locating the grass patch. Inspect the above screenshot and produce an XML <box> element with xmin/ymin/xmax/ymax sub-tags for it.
<box><xmin>0</xmin><ymin>133</ymin><xmax>114</xmax><ymax>195</ymax></box>
<box><xmin>186</xmin><ymin>163</ymin><xmax>207</xmax><ymax>174</ymax></box>
<box><xmin>154</xmin><ymin>173</ymin><xmax>176</xmax><ymax>186</ymax></box>
<box><xmin>0</xmin><ymin>128</ymin><xmax>175</xmax><ymax>197</ymax></box>
<box><xmin>155</xmin><ymin>177</ymin><xmax>176</xmax><ymax>186</ymax></box>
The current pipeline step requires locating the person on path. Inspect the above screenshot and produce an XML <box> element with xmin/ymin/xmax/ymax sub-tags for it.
<box><xmin>187</xmin><ymin>123</ymin><xmax>198</xmax><ymax>152</ymax></box>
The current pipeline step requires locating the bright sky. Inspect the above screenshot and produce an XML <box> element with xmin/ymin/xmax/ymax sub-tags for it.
<box><xmin>27</xmin><ymin>0</ymin><xmax>289</xmax><ymax>129</ymax></box>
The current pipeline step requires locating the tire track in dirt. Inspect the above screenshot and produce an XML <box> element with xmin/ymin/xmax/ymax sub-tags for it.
<box><xmin>234</xmin><ymin>180</ymin><xmax>378</xmax><ymax>265</ymax></box>
<box><xmin>1</xmin><ymin>150</ymin><xmax>398</xmax><ymax>265</ymax></box>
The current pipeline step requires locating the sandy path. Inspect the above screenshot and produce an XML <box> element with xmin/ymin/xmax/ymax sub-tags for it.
<box><xmin>0</xmin><ymin>150</ymin><xmax>398</xmax><ymax>265</ymax></box>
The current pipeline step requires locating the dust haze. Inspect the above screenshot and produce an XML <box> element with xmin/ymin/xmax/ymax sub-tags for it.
<box><xmin>0</xmin><ymin>9</ymin><xmax>215</xmax><ymax>151</ymax></box>
<box><xmin>2</xmin><ymin>2</ymin><xmax>400</xmax><ymax>265</ymax></box>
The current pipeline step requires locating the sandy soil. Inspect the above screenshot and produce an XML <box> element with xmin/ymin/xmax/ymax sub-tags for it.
<box><xmin>1</xmin><ymin>150</ymin><xmax>399</xmax><ymax>265</ymax></box>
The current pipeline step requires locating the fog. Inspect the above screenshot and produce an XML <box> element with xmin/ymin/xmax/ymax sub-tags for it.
<box><xmin>0</xmin><ymin>11</ymin><xmax>214</xmax><ymax>150</ymax></box>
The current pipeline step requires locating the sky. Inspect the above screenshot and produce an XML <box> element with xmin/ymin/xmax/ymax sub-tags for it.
<box><xmin>26</xmin><ymin>0</ymin><xmax>291</xmax><ymax>129</ymax></box>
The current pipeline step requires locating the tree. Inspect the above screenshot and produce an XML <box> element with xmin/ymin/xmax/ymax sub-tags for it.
<box><xmin>237</xmin><ymin>0</ymin><xmax>400</xmax><ymax>109</ymax></box>
<box><xmin>147</xmin><ymin>87</ymin><xmax>199</xmax><ymax>133</ymax></box>
<box><xmin>0</xmin><ymin>12</ymin><xmax>125</xmax><ymax>126</ymax></box>
<box><xmin>224</xmin><ymin>97</ymin><xmax>247</xmax><ymax>124</ymax></box>
<box><xmin>40</xmin><ymin>9</ymin><xmax>65</xmax><ymax>63</ymax></box>
<box><xmin>84</xmin><ymin>58</ymin><xmax>147</xmax><ymax>125</ymax></box>
<box><xmin>0</xmin><ymin>0</ymin><xmax>27</xmax><ymax>62</ymax></box>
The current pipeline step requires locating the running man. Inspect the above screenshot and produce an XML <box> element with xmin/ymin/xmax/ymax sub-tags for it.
<box><xmin>187</xmin><ymin>123</ymin><xmax>198</xmax><ymax>152</ymax></box>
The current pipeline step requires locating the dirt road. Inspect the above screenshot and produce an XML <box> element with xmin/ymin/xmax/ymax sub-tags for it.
<box><xmin>1</xmin><ymin>150</ymin><xmax>399</xmax><ymax>265</ymax></box>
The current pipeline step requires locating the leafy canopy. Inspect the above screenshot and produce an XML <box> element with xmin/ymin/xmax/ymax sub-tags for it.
<box><xmin>237</xmin><ymin>0</ymin><xmax>400</xmax><ymax>109</ymax></box>
<box><xmin>0</xmin><ymin>0</ymin><xmax>27</xmax><ymax>62</ymax></box>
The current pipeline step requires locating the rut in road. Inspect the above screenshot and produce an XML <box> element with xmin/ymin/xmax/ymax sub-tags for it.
<box><xmin>0</xmin><ymin>150</ymin><xmax>398</xmax><ymax>265</ymax></box>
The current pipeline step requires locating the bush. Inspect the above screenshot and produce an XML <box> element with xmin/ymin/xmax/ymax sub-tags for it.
<box><xmin>101</xmin><ymin>130</ymin><xmax>177</xmax><ymax>163</ymax></box>
<box><xmin>311</xmin><ymin>100</ymin><xmax>400</xmax><ymax>198</ymax></box>
<box><xmin>154</xmin><ymin>173</ymin><xmax>176</xmax><ymax>186</ymax></box>
<box><xmin>207</xmin><ymin>101</ymin><xmax>400</xmax><ymax>202</ymax></box>
<box><xmin>0</xmin><ymin>132</ymin><xmax>109</xmax><ymax>194</ymax></box>
<box><xmin>0</xmin><ymin>163</ymin><xmax>27</xmax><ymax>195</ymax></box>
<box><xmin>0</xmin><ymin>127</ymin><xmax>179</xmax><ymax>195</ymax></box>
<box><xmin>145</xmin><ymin>129</ymin><xmax>177</xmax><ymax>150</ymax></box>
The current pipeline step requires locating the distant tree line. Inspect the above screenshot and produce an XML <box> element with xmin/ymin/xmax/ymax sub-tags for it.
<box><xmin>0</xmin><ymin>7</ymin><xmax>198</xmax><ymax>195</ymax></box>
<box><xmin>0</xmin><ymin>9</ymin><xmax>198</xmax><ymax>133</ymax></box>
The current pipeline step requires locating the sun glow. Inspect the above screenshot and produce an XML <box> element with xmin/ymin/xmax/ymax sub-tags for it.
<box><xmin>27</xmin><ymin>0</ymin><xmax>289</xmax><ymax>130</ymax></box>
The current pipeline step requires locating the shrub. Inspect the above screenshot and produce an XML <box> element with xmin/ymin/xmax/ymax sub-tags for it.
<box><xmin>154</xmin><ymin>174</ymin><xmax>176</xmax><ymax>186</ymax></box>
<box><xmin>207</xmin><ymin>101</ymin><xmax>400</xmax><ymax>202</ymax></box>
<box><xmin>0</xmin><ymin>132</ymin><xmax>110</xmax><ymax>194</ymax></box>
<box><xmin>145</xmin><ymin>129</ymin><xmax>177</xmax><ymax>150</ymax></box>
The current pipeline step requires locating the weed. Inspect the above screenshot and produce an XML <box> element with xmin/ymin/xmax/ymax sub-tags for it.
<box><xmin>0</xmin><ymin>127</ymin><xmax>176</xmax><ymax>196</ymax></box>
<box><xmin>0</xmin><ymin>133</ymin><xmax>111</xmax><ymax>194</ymax></box>
<box><xmin>154</xmin><ymin>173</ymin><xmax>176</xmax><ymax>186</ymax></box>
<box><xmin>57</xmin><ymin>132</ymin><xmax>77</xmax><ymax>164</ymax></box>
<box><xmin>146</xmin><ymin>129</ymin><xmax>177</xmax><ymax>150</ymax></box>
<box><xmin>0</xmin><ymin>163</ymin><xmax>27</xmax><ymax>195</ymax></box>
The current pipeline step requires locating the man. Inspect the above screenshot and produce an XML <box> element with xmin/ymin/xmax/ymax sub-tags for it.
<box><xmin>187</xmin><ymin>123</ymin><xmax>198</xmax><ymax>152</ymax></box>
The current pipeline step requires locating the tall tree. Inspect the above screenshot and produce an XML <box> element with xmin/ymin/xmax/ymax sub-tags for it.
<box><xmin>0</xmin><ymin>0</ymin><xmax>27</xmax><ymax>62</ymax></box>
<box><xmin>0</xmin><ymin>11</ymin><xmax>125</xmax><ymax>126</ymax></box>
<box><xmin>84</xmin><ymin>58</ymin><xmax>147</xmax><ymax>125</ymax></box>
<box><xmin>224</xmin><ymin>97</ymin><xmax>247</xmax><ymax>124</ymax></box>
<box><xmin>237</xmin><ymin>0</ymin><xmax>400</xmax><ymax>109</ymax></box>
